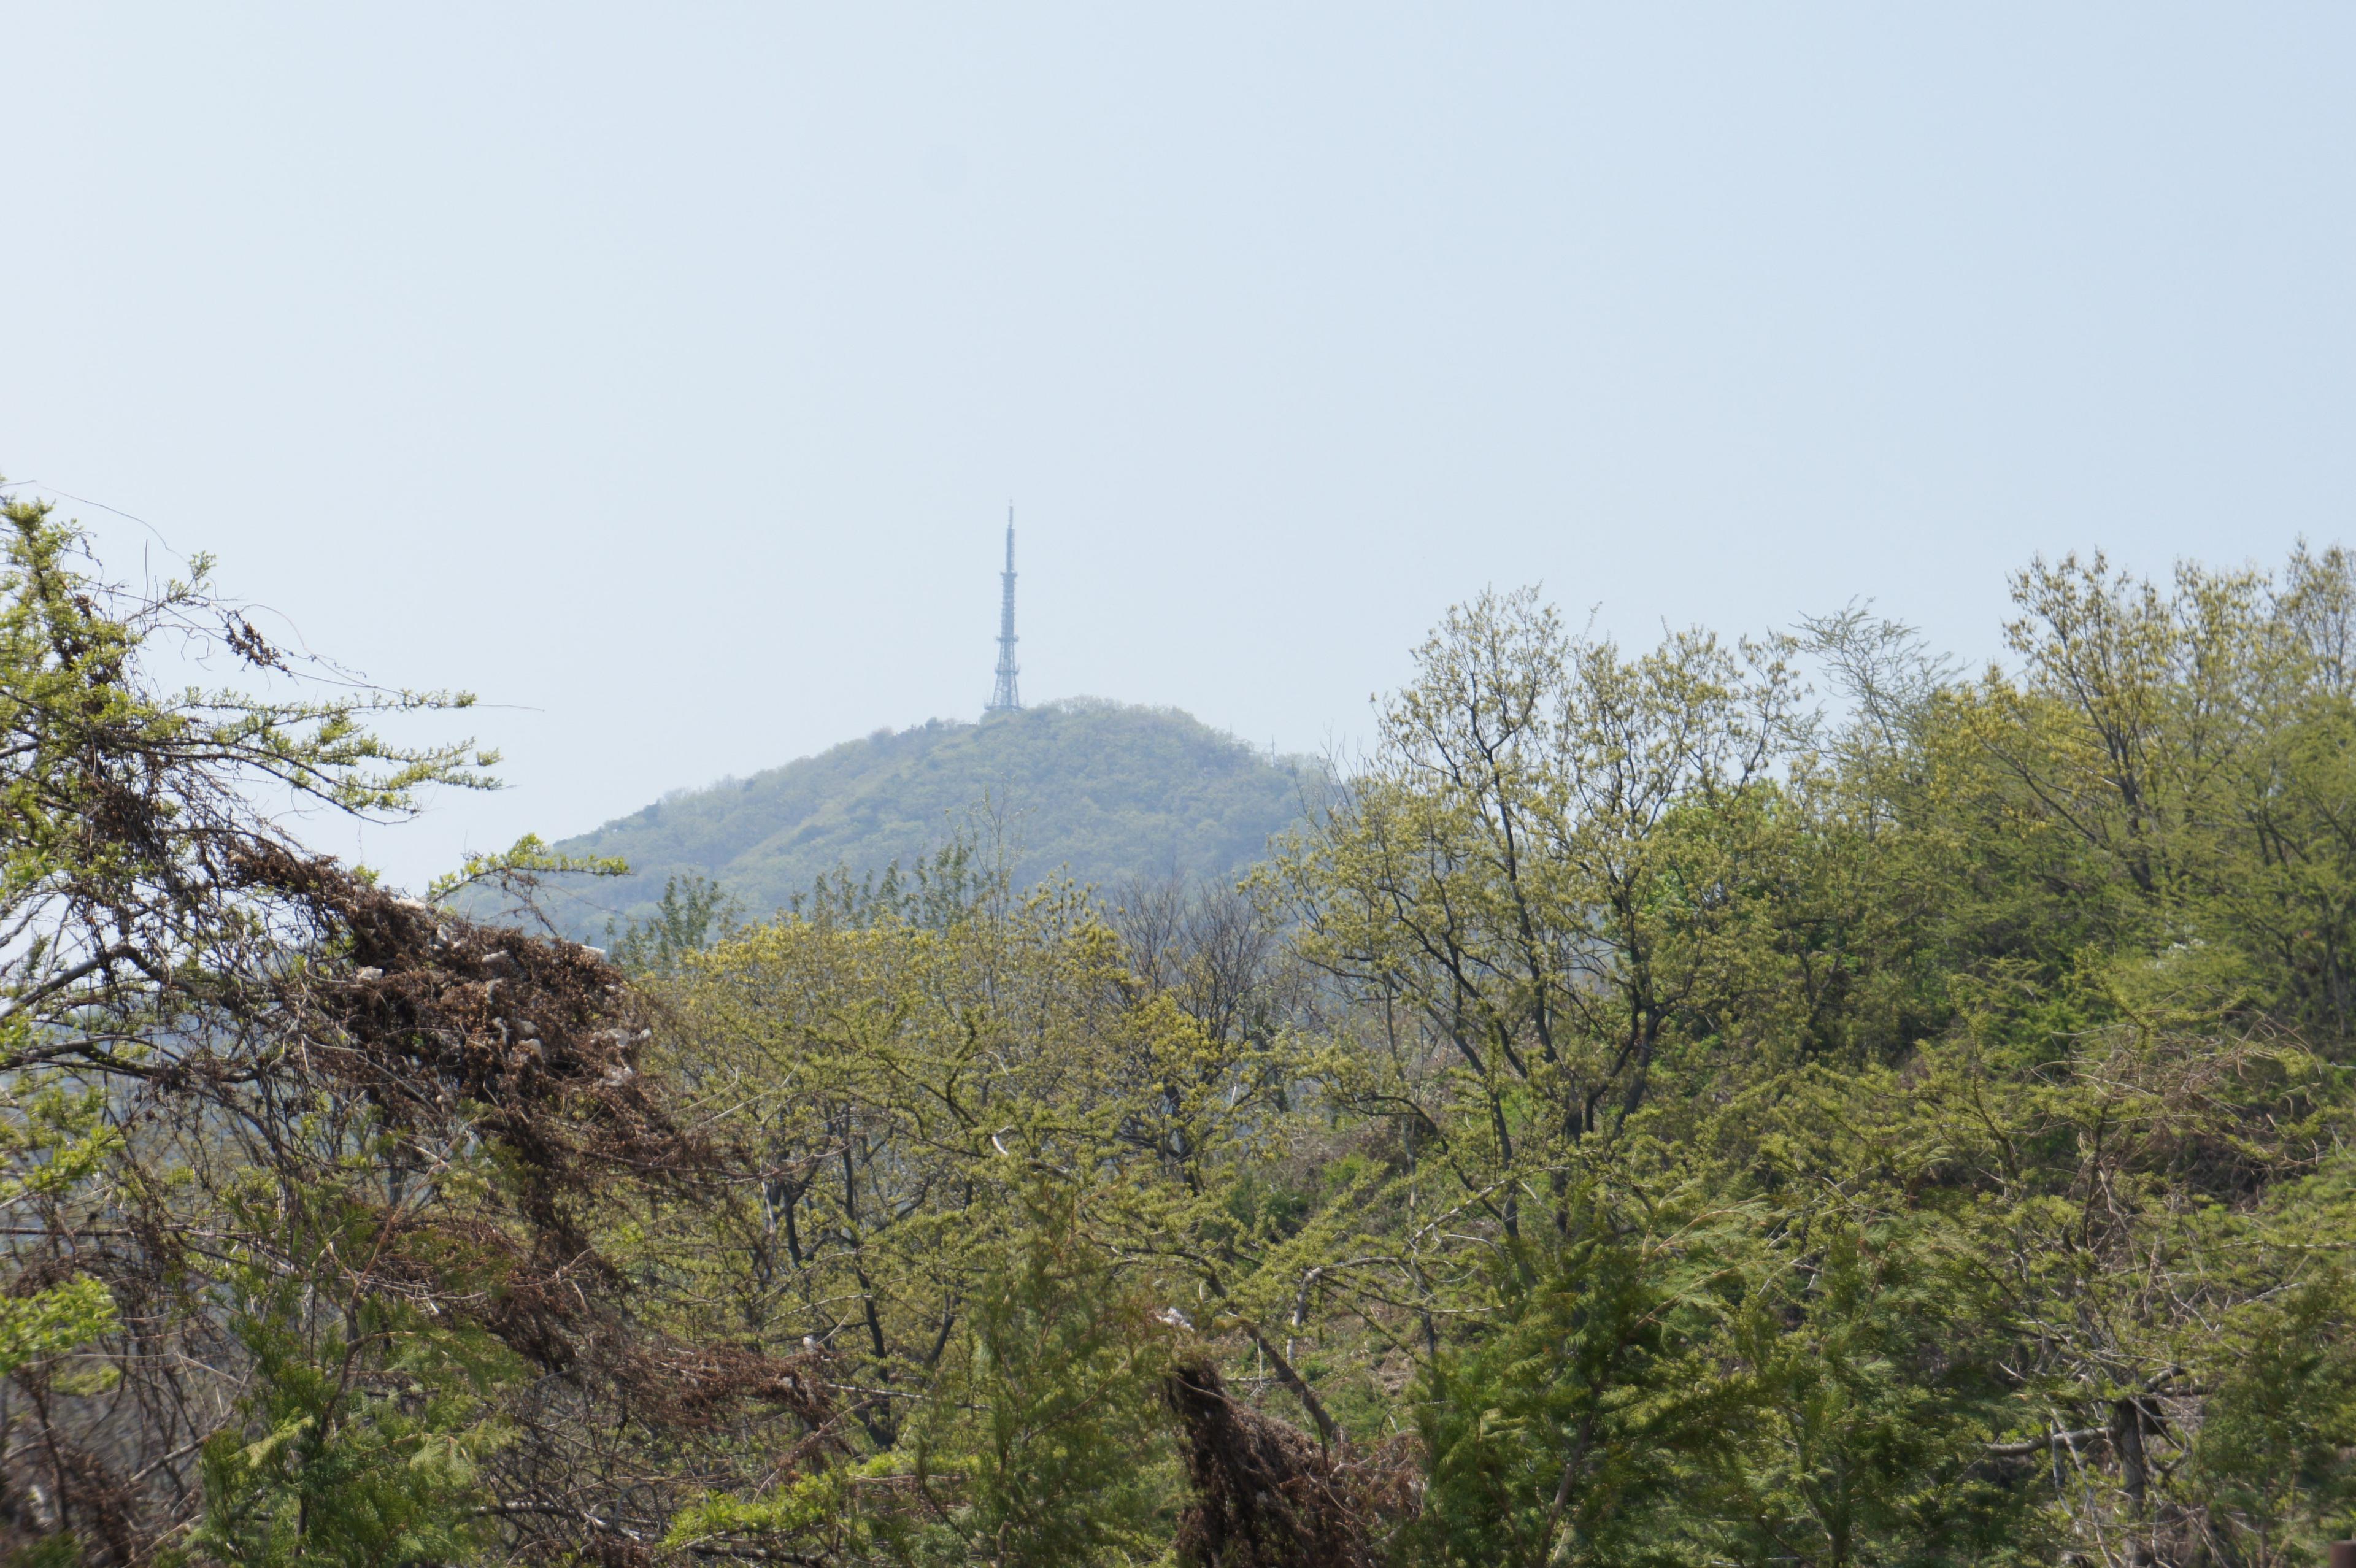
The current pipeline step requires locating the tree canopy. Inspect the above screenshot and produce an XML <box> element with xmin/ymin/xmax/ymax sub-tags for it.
<box><xmin>1</xmin><ymin>483</ymin><xmax>2351</xmax><ymax>1567</ymax></box>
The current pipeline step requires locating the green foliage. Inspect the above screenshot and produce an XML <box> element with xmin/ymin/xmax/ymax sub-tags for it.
<box><xmin>0</xmin><ymin>1275</ymin><xmax>115</xmax><ymax>1383</ymax></box>
<box><xmin>1275</xmin><ymin>550</ymin><xmax>2356</xmax><ymax>1565</ymax></box>
<box><xmin>945</xmin><ymin>1182</ymin><xmax>1176</xmax><ymax>1566</ymax></box>
<box><xmin>17</xmin><ymin>478</ymin><xmax>2356</xmax><ymax>1567</ymax></box>
<box><xmin>658</xmin><ymin>1178</ymin><xmax>1180</xmax><ymax>1568</ymax></box>
<box><xmin>631</xmin><ymin>873</ymin><xmax>1334</xmax><ymax>1562</ymax></box>
<box><xmin>0</xmin><ymin>487</ymin><xmax>496</xmax><ymax>840</ymax></box>
<box><xmin>0</xmin><ymin>488</ymin><xmax>761</xmax><ymax>1564</ymax></box>
<box><xmin>0</xmin><ymin>1082</ymin><xmax>123</xmax><ymax>1430</ymax></box>
<box><xmin>426</xmin><ymin>831</ymin><xmax>628</xmax><ymax>911</ymax></box>
<box><xmin>607</xmin><ymin>870</ymin><xmax>742</xmax><ymax>974</ymax></box>
<box><xmin>628</xmin><ymin>548</ymin><xmax>2356</xmax><ymax>1562</ymax></box>
<box><xmin>2190</xmin><ymin>1267</ymin><xmax>2356</xmax><ymax>1560</ymax></box>
<box><xmin>190</xmin><ymin>1281</ymin><xmax>512</xmax><ymax>1568</ymax></box>
<box><xmin>1</xmin><ymin>1536</ymin><xmax>84</xmax><ymax>1568</ymax></box>
<box><xmin>1410</xmin><ymin>1180</ymin><xmax>1758</xmax><ymax>1568</ymax></box>
<box><xmin>1713</xmin><ymin>1216</ymin><xmax>2030</xmax><ymax>1568</ymax></box>
<box><xmin>792</xmin><ymin>834</ymin><xmax>999</xmax><ymax>934</ymax></box>
<box><xmin>537</xmin><ymin>699</ymin><xmax>1317</xmax><ymax>939</ymax></box>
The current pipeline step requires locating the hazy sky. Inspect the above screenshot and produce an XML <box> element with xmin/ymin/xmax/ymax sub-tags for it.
<box><xmin>4</xmin><ymin>6</ymin><xmax>2351</xmax><ymax>891</ymax></box>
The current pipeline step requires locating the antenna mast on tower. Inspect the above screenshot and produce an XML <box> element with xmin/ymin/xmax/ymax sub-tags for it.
<box><xmin>987</xmin><ymin>507</ymin><xmax>1022</xmax><ymax>713</ymax></box>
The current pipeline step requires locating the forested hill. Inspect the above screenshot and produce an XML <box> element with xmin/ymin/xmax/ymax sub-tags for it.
<box><xmin>26</xmin><ymin>488</ymin><xmax>2356</xmax><ymax>1563</ymax></box>
<box><xmin>537</xmin><ymin>699</ymin><xmax>1316</xmax><ymax>937</ymax></box>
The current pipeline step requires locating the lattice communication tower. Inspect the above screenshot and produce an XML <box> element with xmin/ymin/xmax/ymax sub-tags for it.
<box><xmin>987</xmin><ymin>508</ymin><xmax>1022</xmax><ymax>713</ymax></box>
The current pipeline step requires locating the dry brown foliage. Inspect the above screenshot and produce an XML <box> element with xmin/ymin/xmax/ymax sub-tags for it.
<box><xmin>1163</xmin><ymin>1358</ymin><xmax>1416</xmax><ymax>1568</ymax></box>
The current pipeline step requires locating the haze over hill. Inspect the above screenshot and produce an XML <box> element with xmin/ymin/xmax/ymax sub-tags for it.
<box><xmin>534</xmin><ymin>699</ymin><xmax>1319</xmax><ymax>939</ymax></box>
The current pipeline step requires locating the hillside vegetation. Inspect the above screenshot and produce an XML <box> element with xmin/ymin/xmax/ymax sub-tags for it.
<box><xmin>13</xmin><ymin>480</ymin><xmax>2356</xmax><ymax>1568</ymax></box>
<box><xmin>537</xmin><ymin>699</ymin><xmax>1315</xmax><ymax>937</ymax></box>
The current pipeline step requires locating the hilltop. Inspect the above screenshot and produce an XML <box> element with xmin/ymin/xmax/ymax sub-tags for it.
<box><xmin>533</xmin><ymin>699</ymin><xmax>1319</xmax><ymax>938</ymax></box>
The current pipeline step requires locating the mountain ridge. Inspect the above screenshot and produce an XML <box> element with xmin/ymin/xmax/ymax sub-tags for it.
<box><xmin>531</xmin><ymin>699</ymin><xmax>1319</xmax><ymax>939</ymax></box>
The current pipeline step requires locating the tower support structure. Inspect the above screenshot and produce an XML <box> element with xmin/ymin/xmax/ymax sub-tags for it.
<box><xmin>987</xmin><ymin>509</ymin><xmax>1022</xmax><ymax>713</ymax></box>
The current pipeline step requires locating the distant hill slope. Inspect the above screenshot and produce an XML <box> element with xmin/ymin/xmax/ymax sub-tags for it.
<box><xmin>533</xmin><ymin>700</ymin><xmax>1318</xmax><ymax>939</ymax></box>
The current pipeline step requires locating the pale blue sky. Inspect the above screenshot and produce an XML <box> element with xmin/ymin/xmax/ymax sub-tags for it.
<box><xmin>4</xmin><ymin>6</ymin><xmax>2350</xmax><ymax>890</ymax></box>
